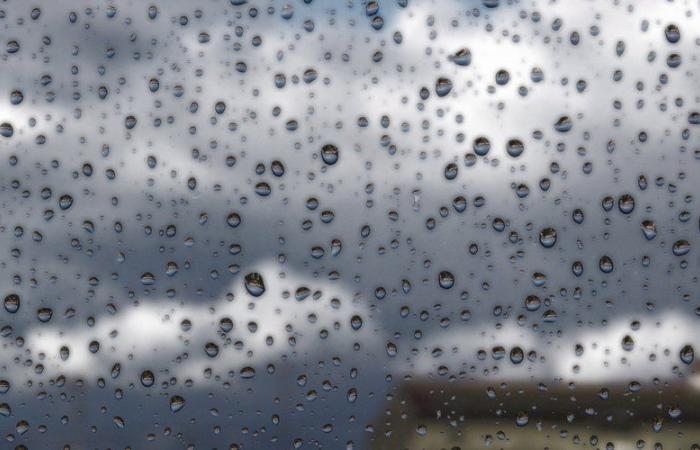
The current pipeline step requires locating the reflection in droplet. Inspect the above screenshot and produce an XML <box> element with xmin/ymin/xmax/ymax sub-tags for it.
<box><xmin>3</xmin><ymin>294</ymin><xmax>20</xmax><ymax>313</ymax></box>
<box><xmin>506</xmin><ymin>139</ymin><xmax>524</xmax><ymax>157</ymax></box>
<box><xmin>140</xmin><ymin>370</ymin><xmax>155</xmax><ymax>387</ymax></box>
<box><xmin>673</xmin><ymin>240</ymin><xmax>690</xmax><ymax>256</ymax></box>
<box><xmin>640</xmin><ymin>220</ymin><xmax>657</xmax><ymax>240</ymax></box>
<box><xmin>321</xmin><ymin>144</ymin><xmax>339</xmax><ymax>165</ymax></box>
<box><xmin>435</xmin><ymin>77</ymin><xmax>453</xmax><ymax>97</ymax></box>
<box><xmin>539</xmin><ymin>228</ymin><xmax>557</xmax><ymax>248</ymax></box>
<box><xmin>0</xmin><ymin>123</ymin><xmax>14</xmax><ymax>138</ymax></box>
<box><xmin>169</xmin><ymin>395</ymin><xmax>185</xmax><ymax>413</ymax></box>
<box><xmin>553</xmin><ymin>115</ymin><xmax>572</xmax><ymax>133</ymax></box>
<box><xmin>680</xmin><ymin>345</ymin><xmax>694</xmax><ymax>365</ymax></box>
<box><xmin>438</xmin><ymin>271</ymin><xmax>455</xmax><ymax>289</ymax></box>
<box><xmin>449</xmin><ymin>48</ymin><xmax>471</xmax><ymax>66</ymax></box>
<box><xmin>244</xmin><ymin>273</ymin><xmax>266</xmax><ymax>297</ymax></box>
<box><xmin>599</xmin><ymin>256</ymin><xmax>614</xmax><ymax>273</ymax></box>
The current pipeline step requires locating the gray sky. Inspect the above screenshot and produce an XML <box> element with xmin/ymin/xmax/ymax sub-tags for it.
<box><xmin>0</xmin><ymin>0</ymin><xmax>699</xmax><ymax>448</ymax></box>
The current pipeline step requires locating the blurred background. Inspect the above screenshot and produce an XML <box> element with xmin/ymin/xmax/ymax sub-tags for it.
<box><xmin>0</xmin><ymin>0</ymin><xmax>699</xmax><ymax>448</ymax></box>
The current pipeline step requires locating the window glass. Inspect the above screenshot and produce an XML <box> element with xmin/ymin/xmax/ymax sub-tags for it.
<box><xmin>0</xmin><ymin>1</ymin><xmax>698</xmax><ymax>449</ymax></box>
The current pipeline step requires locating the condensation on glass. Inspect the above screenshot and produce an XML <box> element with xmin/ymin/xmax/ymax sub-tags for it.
<box><xmin>0</xmin><ymin>1</ymin><xmax>698</xmax><ymax>449</ymax></box>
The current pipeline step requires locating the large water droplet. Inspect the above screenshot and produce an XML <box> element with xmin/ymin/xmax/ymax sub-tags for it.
<box><xmin>58</xmin><ymin>194</ymin><xmax>74</xmax><ymax>210</ymax></box>
<box><xmin>506</xmin><ymin>139</ymin><xmax>524</xmax><ymax>157</ymax></box>
<box><xmin>3</xmin><ymin>294</ymin><xmax>20</xmax><ymax>313</ymax></box>
<box><xmin>473</xmin><ymin>136</ymin><xmax>490</xmax><ymax>156</ymax></box>
<box><xmin>320</xmin><ymin>144</ymin><xmax>339</xmax><ymax>165</ymax></box>
<box><xmin>438</xmin><ymin>271</ymin><xmax>455</xmax><ymax>289</ymax></box>
<box><xmin>618</xmin><ymin>194</ymin><xmax>635</xmax><ymax>214</ymax></box>
<box><xmin>140</xmin><ymin>370</ymin><xmax>154</xmax><ymax>387</ymax></box>
<box><xmin>680</xmin><ymin>345</ymin><xmax>694</xmax><ymax>364</ymax></box>
<box><xmin>672</xmin><ymin>240</ymin><xmax>690</xmax><ymax>256</ymax></box>
<box><xmin>539</xmin><ymin>228</ymin><xmax>557</xmax><ymax>248</ymax></box>
<box><xmin>449</xmin><ymin>48</ymin><xmax>471</xmax><ymax>66</ymax></box>
<box><xmin>244</xmin><ymin>272</ymin><xmax>266</xmax><ymax>297</ymax></box>
<box><xmin>553</xmin><ymin>115</ymin><xmax>573</xmax><ymax>133</ymax></box>
<box><xmin>621</xmin><ymin>335</ymin><xmax>635</xmax><ymax>351</ymax></box>
<box><xmin>435</xmin><ymin>77</ymin><xmax>453</xmax><ymax>97</ymax></box>
<box><xmin>169</xmin><ymin>395</ymin><xmax>185</xmax><ymax>413</ymax></box>
<box><xmin>640</xmin><ymin>220</ymin><xmax>657</xmax><ymax>240</ymax></box>
<box><xmin>665</xmin><ymin>24</ymin><xmax>680</xmax><ymax>43</ymax></box>
<box><xmin>0</xmin><ymin>123</ymin><xmax>14</xmax><ymax>138</ymax></box>
<box><xmin>599</xmin><ymin>256</ymin><xmax>614</xmax><ymax>273</ymax></box>
<box><xmin>515</xmin><ymin>411</ymin><xmax>529</xmax><ymax>427</ymax></box>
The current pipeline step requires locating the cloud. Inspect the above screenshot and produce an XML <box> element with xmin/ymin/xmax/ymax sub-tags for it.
<box><xmin>12</xmin><ymin>262</ymin><xmax>378</xmax><ymax>383</ymax></box>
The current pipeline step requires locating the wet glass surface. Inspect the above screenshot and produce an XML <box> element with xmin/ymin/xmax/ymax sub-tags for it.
<box><xmin>0</xmin><ymin>1</ymin><xmax>699</xmax><ymax>449</ymax></box>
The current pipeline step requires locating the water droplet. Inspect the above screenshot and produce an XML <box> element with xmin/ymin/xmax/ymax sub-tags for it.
<box><xmin>554</xmin><ymin>115</ymin><xmax>573</xmax><ymax>132</ymax></box>
<box><xmin>640</xmin><ymin>220</ymin><xmax>657</xmax><ymax>240</ymax></box>
<box><xmin>244</xmin><ymin>272</ymin><xmax>266</xmax><ymax>297</ymax></box>
<box><xmin>205</xmin><ymin>342</ymin><xmax>220</xmax><ymax>358</ymax></box>
<box><xmin>124</xmin><ymin>115</ymin><xmax>137</xmax><ymax>129</ymax></box>
<box><xmin>539</xmin><ymin>228</ymin><xmax>557</xmax><ymax>248</ymax></box>
<box><xmin>3</xmin><ymin>294</ymin><xmax>20</xmax><ymax>313</ymax></box>
<box><xmin>599</xmin><ymin>256</ymin><xmax>614</xmax><ymax>273</ymax></box>
<box><xmin>321</xmin><ymin>144</ymin><xmax>339</xmax><ymax>165</ymax></box>
<box><xmin>473</xmin><ymin>136</ymin><xmax>490</xmax><ymax>156</ymax></box>
<box><xmin>113</xmin><ymin>416</ymin><xmax>125</xmax><ymax>429</ymax></box>
<box><xmin>0</xmin><ymin>123</ymin><xmax>14</xmax><ymax>138</ymax></box>
<box><xmin>515</xmin><ymin>411</ymin><xmax>529</xmax><ymax>427</ymax></box>
<box><xmin>227</xmin><ymin>212</ymin><xmax>242</xmax><ymax>228</ymax></box>
<box><xmin>618</xmin><ymin>194</ymin><xmax>635</xmax><ymax>214</ymax></box>
<box><xmin>254</xmin><ymin>182</ymin><xmax>271</xmax><ymax>196</ymax></box>
<box><xmin>9</xmin><ymin>90</ymin><xmax>23</xmax><ymax>105</ymax></box>
<box><xmin>665</xmin><ymin>24</ymin><xmax>680</xmax><ymax>43</ymax></box>
<box><xmin>443</xmin><ymin>163</ymin><xmax>458</xmax><ymax>180</ymax></box>
<box><xmin>240</xmin><ymin>366</ymin><xmax>256</xmax><ymax>379</ymax></box>
<box><xmin>140</xmin><ymin>370</ymin><xmax>155</xmax><ymax>387</ymax></box>
<box><xmin>672</xmin><ymin>240</ymin><xmax>690</xmax><ymax>256</ymax></box>
<box><xmin>6</xmin><ymin>40</ymin><xmax>20</xmax><ymax>54</ymax></box>
<box><xmin>435</xmin><ymin>77</ymin><xmax>453</xmax><ymax>97</ymax></box>
<box><xmin>525</xmin><ymin>295</ymin><xmax>541</xmax><ymax>311</ymax></box>
<box><xmin>350</xmin><ymin>315</ymin><xmax>363</xmax><ymax>330</ymax></box>
<box><xmin>621</xmin><ymin>335</ymin><xmax>634</xmax><ymax>351</ymax></box>
<box><xmin>495</xmin><ymin>69</ymin><xmax>510</xmax><ymax>85</ymax></box>
<box><xmin>680</xmin><ymin>345</ymin><xmax>694</xmax><ymax>364</ymax></box>
<box><xmin>37</xmin><ymin>308</ymin><xmax>52</xmax><ymax>323</ymax></box>
<box><xmin>506</xmin><ymin>139</ymin><xmax>524</xmax><ymax>157</ymax></box>
<box><xmin>140</xmin><ymin>272</ymin><xmax>155</xmax><ymax>285</ymax></box>
<box><xmin>438</xmin><ymin>271</ymin><xmax>455</xmax><ymax>289</ymax></box>
<box><xmin>510</xmin><ymin>347</ymin><xmax>524</xmax><ymax>364</ymax></box>
<box><xmin>58</xmin><ymin>194</ymin><xmax>74</xmax><ymax>210</ymax></box>
<box><xmin>169</xmin><ymin>395</ymin><xmax>185</xmax><ymax>413</ymax></box>
<box><xmin>449</xmin><ymin>48</ymin><xmax>471</xmax><ymax>66</ymax></box>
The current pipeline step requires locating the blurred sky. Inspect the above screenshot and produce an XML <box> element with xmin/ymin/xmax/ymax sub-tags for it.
<box><xmin>0</xmin><ymin>0</ymin><xmax>699</xmax><ymax>448</ymax></box>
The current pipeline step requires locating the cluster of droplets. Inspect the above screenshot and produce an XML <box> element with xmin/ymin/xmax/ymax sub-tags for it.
<box><xmin>0</xmin><ymin>0</ymin><xmax>699</xmax><ymax>449</ymax></box>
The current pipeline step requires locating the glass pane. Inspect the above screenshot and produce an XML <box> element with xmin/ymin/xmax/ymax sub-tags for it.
<box><xmin>0</xmin><ymin>1</ymin><xmax>697</xmax><ymax>449</ymax></box>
